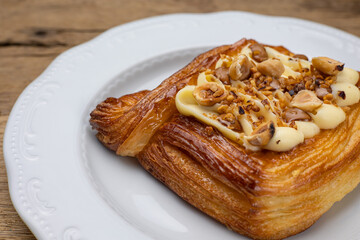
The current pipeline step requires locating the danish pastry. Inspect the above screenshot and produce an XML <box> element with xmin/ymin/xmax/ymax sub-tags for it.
<box><xmin>90</xmin><ymin>38</ymin><xmax>360</xmax><ymax>239</ymax></box>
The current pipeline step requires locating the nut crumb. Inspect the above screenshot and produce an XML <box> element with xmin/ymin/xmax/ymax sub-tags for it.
<box><xmin>205</xmin><ymin>126</ymin><xmax>214</xmax><ymax>136</ymax></box>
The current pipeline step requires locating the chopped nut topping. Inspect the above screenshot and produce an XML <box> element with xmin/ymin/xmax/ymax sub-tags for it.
<box><xmin>217</xmin><ymin>105</ymin><xmax>228</xmax><ymax>114</ymax></box>
<box><xmin>291</xmin><ymin>90</ymin><xmax>323</xmax><ymax>111</ymax></box>
<box><xmin>218</xmin><ymin>113</ymin><xmax>242</xmax><ymax>131</ymax></box>
<box><xmin>293</xmin><ymin>54</ymin><xmax>309</xmax><ymax>61</ymax></box>
<box><xmin>193</xmin><ymin>82</ymin><xmax>228</xmax><ymax>106</ymax></box>
<box><xmin>226</xmin><ymin>95</ymin><xmax>235</xmax><ymax>102</ymax></box>
<box><xmin>315</xmin><ymin>88</ymin><xmax>331</xmax><ymax>99</ymax></box>
<box><xmin>247</xmin><ymin>121</ymin><xmax>275</xmax><ymax>146</ymax></box>
<box><xmin>253</xmin><ymin>71</ymin><xmax>261</xmax><ymax>79</ymax></box>
<box><xmin>214</xmin><ymin>67</ymin><xmax>231</xmax><ymax>85</ymax></box>
<box><xmin>293</xmin><ymin>82</ymin><xmax>305</xmax><ymax>93</ymax></box>
<box><xmin>238</xmin><ymin>106</ymin><xmax>245</xmax><ymax>115</ymax></box>
<box><xmin>250</xmin><ymin>43</ymin><xmax>268</xmax><ymax>62</ymax></box>
<box><xmin>312</xmin><ymin>57</ymin><xmax>344</xmax><ymax>75</ymax></box>
<box><xmin>257</xmin><ymin>59</ymin><xmax>285</xmax><ymax>78</ymax></box>
<box><xmin>229</xmin><ymin>91</ymin><xmax>237</xmax><ymax>98</ymax></box>
<box><xmin>323</xmin><ymin>93</ymin><xmax>333</xmax><ymax>101</ymax></box>
<box><xmin>205</xmin><ymin>126</ymin><xmax>214</xmax><ymax>136</ymax></box>
<box><xmin>270</xmin><ymin>79</ymin><xmax>281</xmax><ymax>89</ymax></box>
<box><xmin>229</xmin><ymin>54</ymin><xmax>251</xmax><ymax>81</ymax></box>
<box><xmin>223</xmin><ymin>113</ymin><xmax>236</xmax><ymax>122</ymax></box>
<box><xmin>284</xmin><ymin>108</ymin><xmax>311</xmax><ymax>122</ymax></box>
<box><xmin>178</xmin><ymin>43</ymin><xmax>357</xmax><ymax>152</ymax></box>
<box><xmin>251</xmin><ymin>104</ymin><xmax>260</xmax><ymax>112</ymax></box>
<box><xmin>261</xmin><ymin>99</ymin><xmax>270</xmax><ymax>105</ymax></box>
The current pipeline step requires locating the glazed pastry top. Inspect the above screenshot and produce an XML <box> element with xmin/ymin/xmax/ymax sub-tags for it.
<box><xmin>176</xmin><ymin>43</ymin><xmax>360</xmax><ymax>152</ymax></box>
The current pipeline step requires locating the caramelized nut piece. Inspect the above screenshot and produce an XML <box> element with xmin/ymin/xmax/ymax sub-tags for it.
<box><xmin>315</xmin><ymin>87</ymin><xmax>331</xmax><ymax>99</ymax></box>
<box><xmin>284</xmin><ymin>108</ymin><xmax>311</xmax><ymax>122</ymax></box>
<box><xmin>291</xmin><ymin>90</ymin><xmax>323</xmax><ymax>111</ymax></box>
<box><xmin>247</xmin><ymin>121</ymin><xmax>275</xmax><ymax>146</ymax></box>
<box><xmin>338</xmin><ymin>91</ymin><xmax>346</xmax><ymax>99</ymax></box>
<box><xmin>270</xmin><ymin>79</ymin><xmax>281</xmax><ymax>89</ymax></box>
<box><xmin>293</xmin><ymin>54</ymin><xmax>309</xmax><ymax>61</ymax></box>
<box><xmin>312</xmin><ymin>57</ymin><xmax>344</xmax><ymax>75</ymax></box>
<box><xmin>205</xmin><ymin>126</ymin><xmax>214</xmax><ymax>136</ymax></box>
<box><xmin>250</xmin><ymin>43</ymin><xmax>268</xmax><ymax>62</ymax></box>
<box><xmin>214</xmin><ymin>67</ymin><xmax>230</xmax><ymax>85</ymax></box>
<box><xmin>257</xmin><ymin>59</ymin><xmax>285</xmax><ymax>78</ymax></box>
<box><xmin>229</xmin><ymin>55</ymin><xmax>251</xmax><ymax>81</ymax></box>
<box><xmin>293</xmin><ymin>82</ymin><xmax>305</xmax><ymax>93</ymax></box>
<box><xmin>193</xmin><ymin>82</ymin><xmax>228</xmax><ymax>106</ymax></box>
<box><xmin>218</xmin><ymin>113</ymin><xmax>242</xmax><ymax>131</ymax></box>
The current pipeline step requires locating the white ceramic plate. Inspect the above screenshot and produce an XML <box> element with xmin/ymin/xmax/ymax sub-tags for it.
<box><xmin>4</xmin><ymin>11</ymin><xmax>360</xmax><ymax>240</ymax></box>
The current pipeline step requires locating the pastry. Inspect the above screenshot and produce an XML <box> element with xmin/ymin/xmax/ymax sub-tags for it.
<box><xmin>90</xmin><ymin>38</ymin><xmax>360</xmax><ymax>240</ymax></box>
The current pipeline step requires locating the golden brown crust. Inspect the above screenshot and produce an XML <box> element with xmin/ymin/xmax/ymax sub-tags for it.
<box><xmin>137</xmin><ymin>113</ymin><xmax>360</xmax><ymax>239</ymax></box>
<box><xmin>90</xmin><ymin>90</ymin><xmax>150</xmax><ymax>151</ymax></box>
<box><xmin>89</xmin><ymin>38</ymin><xmax>360</xmax><ymax>240</ymax></box>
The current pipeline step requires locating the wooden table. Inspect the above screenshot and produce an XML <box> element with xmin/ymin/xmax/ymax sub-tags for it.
<box><xmin>0</xmin><ymin>0</ymin><xmax>359</xmax><ymax>239</ymax></box>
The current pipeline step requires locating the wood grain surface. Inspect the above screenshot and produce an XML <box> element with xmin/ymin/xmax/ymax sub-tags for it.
<box><xmin>0</xmin><ymin>0</ymin><xmax>359</xmax><ymax>239</ymax></box>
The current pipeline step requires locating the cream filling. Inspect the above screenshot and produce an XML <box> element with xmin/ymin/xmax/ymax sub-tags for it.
<box><xmin>331</xmin><ymin>82</ymin><xmax>360</xmax><ymax>107</ymax></box>
<box><xmin>309</xmin><ymin>104</ymin><xmax>346</xmax><ymax>129</ymax></box>
<box><xmin>176</xmin><ymin>46</ymin><xmax>359</xmax><ymax>152</ymax></box>
<box><xmin>336</xmin><ymin>67</ymin><xmax>359</xmax><ymax>85</ymax></box>
<box><xmin>295</xmin><ymin>121</ymin><xmax>320</xmax><ymax>138</ymax></box>
<box><xmin>330</xmin><ymin>67</ymin><xmax>360</xmax><ymax>107</ymax></box>
<box><xmin>264</xmin><ymin>127</ymin><xmax>304</xmax><ymax>152</ymax></box>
